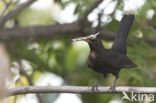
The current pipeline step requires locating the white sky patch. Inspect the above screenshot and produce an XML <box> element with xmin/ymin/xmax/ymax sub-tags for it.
<box><xmin>88</xmin><ymin>0</ymin><xmax>146</xmax><ymax>24</ymax></box>
<box><xmin>124</xmin><ymin>0</ymin><xmax>146</xmax><ymax>11</ymax></box>
<box><xmin>30</xmin><ymin>0</ymin><xmax>53</xmax><ymax>10</ymax></box>
<box><xmin>92</xmin><ymin>20</ymin><xmax>99</xmax><ymax>27</ymax></box>
<box><xmin>18</xmin><ymin>0</ymin><xmax>27</xmax><ymax>3</ymax></box>
<box><xmin>36</xmin><ymin>72</ymin><xmax>63</xmax><ymax>86</ymax></box>
<box><xmin>62</xmin><ymin>0</ymin><xmax>70</xmax><ymax>3</ymax></box>
<box><xmin>88</xmin><ymin>10</ymin><xmax>98</xmax><ymax>22</ymax></box>
<box><xmin>17</xmin><ymin>94</ymin><xmax>38</xmax><ymax>103</ymax></box>
<box><xmin>88</xmin><ymin>0</ymin><xmax>113</xmax><ymax>22</ymax></box>
<box><xmin>31</xmin><ymin>0</ymin><xmax>78</xmax><ymax>23</ymax></box>
<box><xmin>103</xmin><ymin>1</ymin><xmax>117</xmax><ymax>15</ymax></box>
<box><xmin>109</xmin><ymin>100</ymin><xmax>120</xmax><ymax>103</ymax></box>
<box><xmin>54</xmin><ymin>94</ymin><xmax>82</xmax><ymax>103</ymax></box>
<box><xmin>52</xmin><ymin>41</ymin><xmax>62</xmax><ymax>49</ymax></box>
<box><xmin>28</xmin><ymin>0</ymin><xmax>77</xmax><ymax>23</ymax></box>
<box><xmin>28</xmin><ymin>43</ymin><xmax>39</xmax><ymax>49</ymax></box>
<box><xmin>102</xmin><ymin>15</ymin><xmax>111</xmax><ymax>22</ymax></box>
<box><xmin>98</xmin><ymin>0</ymin><xmax>112</xmax><ymax>10</ymax></box>
<box><xmin>147</xmin><ymin>9</ymin><xmax>155</xmax><ymax>19</ymax></box>
<box><xmin>59</xmin><ymin>3</ymin><xmax>78</xmax><ymax>23</ymax></box>
<box><xmin>115</xmin><ymin>10</ymin><xmax>123</xmax><ymax>21</ymax></box>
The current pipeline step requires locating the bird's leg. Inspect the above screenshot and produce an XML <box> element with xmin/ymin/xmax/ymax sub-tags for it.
<box><xmin>108</xmin><ymin>75</ymin><xmax>118</xmax><ymax>92</ymax></box>
<box><xmin>89</xmin><ymin>78</ymin><xmax>104</xmax><ymax>92</ymax></box>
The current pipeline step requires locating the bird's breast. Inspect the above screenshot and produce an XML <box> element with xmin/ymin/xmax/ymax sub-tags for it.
<box><xmin>90</xmin><ymin>52</ymin><xmax>96</xmax><ymax>59</ymax></box>
<box><xmin>87</xmin><ymin>51</ymin><xmax>96</xmax><ymax>68</ymax></box>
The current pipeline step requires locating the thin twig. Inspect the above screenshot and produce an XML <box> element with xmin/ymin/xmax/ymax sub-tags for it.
<box><xmin>96</xmin><ymin>0</ymin><xmax>113</xmax><ymax>29</ymax></box>
<box><xmin>79</xmin><ymin>0</ymin><xmax>104</xmax><ymax>21</ymax></box>
<box><xmin>17</xmin><ymin>60</ymin><xmax>43</xmax><ymax>103</ymax></box>
<box><xmin>97</xmin><ymin>11</ymin><xmax>103</xmax><ymax>30</ymax></box>
<box><xmin>17</xmin><ymin>60</ymin><xmax>33</xmax><ymax>85</ymax></box>
<box><xmin>111</xmin><ymin>0</ymin><xmax>121</xmax><ymax>18</ymax></box>
<box><xmin>0</xmin><ymin>0</ymin><xmax>36</xmax><ymax>28</ymax></box>
<box><xmin>1</xmin><ymin>0</ymin><xmax>7</xmax><ymax>4</ymax></box>
<box><xmin>13</xmin><ymin>96</ymin><xmax>17</xmax><ymax>103</ymax></box>
<box><xmin>1</xmin><ymin>0</ymin><xmax>12</xmax><ymax>16</ymax></box>
<box><xmin>7</xmin><ymin>44</ymin><xmax>43</xmax><ymax>103</ymax></box>
<box><xmin>7</xmin><ymin>86</ymin><xmax>156</xmax><ymax>97</ymax></box>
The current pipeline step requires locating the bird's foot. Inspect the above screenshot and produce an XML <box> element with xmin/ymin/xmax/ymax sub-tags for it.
<box><xmin>108</xmin><ymin>85</ymin><xmax>116</xmax><ymax>93</ymax></box>
<box><xmin>88</xmin><ymin>82</ymin><xmax>99</xmax><ymax>92</ymax></box>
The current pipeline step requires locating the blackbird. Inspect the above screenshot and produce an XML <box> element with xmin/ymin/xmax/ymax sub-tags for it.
<box><xmin>84</xmin><ymin>14</ymin><xmax>137</xmax><ymax>92</ymax></box>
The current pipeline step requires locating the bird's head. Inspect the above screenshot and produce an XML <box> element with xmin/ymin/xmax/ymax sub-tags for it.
<box><xmin>84</xmin><ymin>38</ymin><xmax>103</xmax><ymax>50</ymax></box>
<box><xmin>72</xmin><ymin>32</ymin><xmax>104</xmax><ymax>51</ymax></box>
<box><xmin>83</xmin><ymin>33</ymin><xmax>104</xmax><ymax>51</ymax></box>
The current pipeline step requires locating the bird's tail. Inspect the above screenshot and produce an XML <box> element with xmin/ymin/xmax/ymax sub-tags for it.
<box><xmin>111</xmin><ymin>14</ymin><xmax>135</xmax><ymax>55</ymax></box>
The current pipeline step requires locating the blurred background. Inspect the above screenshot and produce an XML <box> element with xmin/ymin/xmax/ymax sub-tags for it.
<box><xmin>0</xmin><ymin>0</ymin><xmax>156</xmax><ymax>103</ymax></box>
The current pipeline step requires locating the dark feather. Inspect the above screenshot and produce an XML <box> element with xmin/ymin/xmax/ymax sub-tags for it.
<box><xmin>111</xmin><ymin>14</ymin><xmax>135</xmax><ymax>55</ymax></box>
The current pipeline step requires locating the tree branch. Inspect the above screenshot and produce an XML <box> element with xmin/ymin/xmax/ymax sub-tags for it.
<box><xmin>6</xmin><ymin>44</ymin><xmax>43</xmax><ymax>103</ymax></box>
<box><xmin>7</xmin><ymin>86</ymin><xmax>156</xmax><ymax>97</ymax></box>
<box><xmin>79</xmin><ymin>0</ymin><xmax>104</xmax><ymax>21</ymax></box>
<box><xmin>142</xmin><ymin>37</ymin><xmax>156</xmax><ymax>48</ymax></box>
<box><xmin>0</xmin><ymin>23</ymin><xmax>155</xmax><ymax>48</ymax></box>
<box><xmin>1</xmin><ymin>0</ymin><xmax>12</xmax><ymax>16</ymax></box>
<box><xmin>0</xmin><ymin>0</ymin><xmax>36</xmax><ymax>28</ymax></box>
<box><xmin>17</xmin><ymin>60</ymin><xmax>43</xmax><ymax>103</ymax></box>
<box><xmin>0</xmin><ymin>22</ymin><xmax>82</xmax><ymax>41</ymax></box>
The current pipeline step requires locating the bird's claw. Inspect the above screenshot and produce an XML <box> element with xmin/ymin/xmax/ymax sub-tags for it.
<box><xmin>88</xmin><ymin>83</ymin><xmax>99</xmax><ymax>92</ymax></box>
<box><xmin>108</xmin><ymin>85</ymin><xmax>116</xmax><ymax>93</ymax></box>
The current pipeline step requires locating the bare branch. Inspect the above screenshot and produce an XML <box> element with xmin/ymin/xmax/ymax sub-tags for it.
<box><xmin>0</xmin><ymin>22</ymin><xmax>115</xmax><ymax>43</ymax></box>
<box><xmin>7</xmin><ymin>86</ymin><xmax>156</xmax><ymax>97</ymax></box>
<box><xmin>0</xmin><ymin>0</ymin><xmax>36</xmax><ymax>28</ymax></box>
<box><xmin>0</xmin><ymin>22</ymin><xmax>82</xmax><ymax>41</ymax></box>
<box><xmin>18</xmin><ymin>61</ymin><xmax>33</xmax><ymax>85</ymax></box>
<box><xmin>18</xmin><ymin>60</ymin><xmax>43</xmax><ymax>103</ymax></box>
<box><xmin>142</xmin><ymin>37</ymin><xmax>156</xmax><ymax>48</ymax></box>
<box><xmin>1</xmin><ymin>0</ymin><xmax>12</xmax><ymax>15</ymax></box>
<box><xmin>0</xmin><ymin>22</ymin><xmax>155</xmax><ymax>48</ymax></box>
<box><xmin>111</xmin><ymin>0</ymin><xmax>121</xmax><ymax>18</ymax></box>
<box><xmin>6</xmin><ymin>44</ymin><xmax>43</xmax><ymax>103</ymax></box>
<box><xmin>79</xmin><ymin>0</ymin><xmax>104</xmax><ymax>21</ymax></box>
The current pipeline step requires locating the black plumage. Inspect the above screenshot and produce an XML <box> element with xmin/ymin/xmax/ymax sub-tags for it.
<box><xmin>85</xmin><ymin>14</ymin><xmax>137</xmax><ymax>91</ymax></box>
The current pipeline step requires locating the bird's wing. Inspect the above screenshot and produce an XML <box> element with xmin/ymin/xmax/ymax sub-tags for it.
<box><xmin>108</xmin><ymin>55</ymin><xmax>137</xmax><ymax>69</ymax></box>
<box><xmin>98</xmin><ymin>52</ymin><xmax>137</xmax><ymax>69</ymax></box>
<box><xmin>117</xmin><ymin>55</ymin><xmax>137</xmax><ymax>68</ymax></box>
<box><xmin>111</xmin><ymin>14</ymin><xmax>135</xmax><ymax>55</ymax></box>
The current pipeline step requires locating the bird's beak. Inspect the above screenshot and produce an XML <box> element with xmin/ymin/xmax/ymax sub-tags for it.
<box><xmin>72</xmin><ymin>32</ymin><xmax>99</xmax><ymax>42</ymax></box>
<box><xmin>84</xmin><ymin>39</ymin><xmax>92</xmax><ymax>43</ymax></box>
<box><xmin>72</xmin><ymin>38</ymin><xmax>92</xmax><ymax>43</ymax></box>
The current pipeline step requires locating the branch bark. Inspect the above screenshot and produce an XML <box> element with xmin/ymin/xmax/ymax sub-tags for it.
<box><xmin>79</xmin><ymin>0</ymin><xmax>104</xmax><ymax>21</ymax></box>
<box><xmin>17</xmin><ymin>60</ymin><xmax>43</xmax><ymax>103</ymax></box>
<box><xmin>6</xmin><ymin>44</ymin><xmax>43</xmax><ymax>103</ymax></box>
<box><xmin>0</xmin><ymin>0</ymin><xmax>36</xmax><ymax>28</ymax></box>
<box><xmin>8</xmin><ymin>86</ymin><xmax>156</xmax><ymax>97</ymax></box>
<box><xmin>0</xmin><ymin>23</ymin><xmax>155</xmax><ymax>48</ymax></box>
<box><xmin>0</xmin><ymin>22</ymin><xmax>81</xmax><ymax>41</ymax></box>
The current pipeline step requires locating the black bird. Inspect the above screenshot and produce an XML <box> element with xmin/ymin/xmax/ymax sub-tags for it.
<box><xmin>84</xmin><ymin>14</ymin><xmax>137</xmax><ymax>91</ymax></box>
